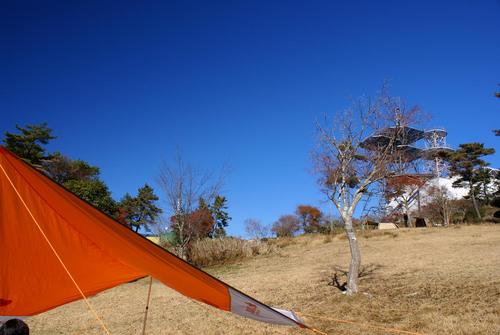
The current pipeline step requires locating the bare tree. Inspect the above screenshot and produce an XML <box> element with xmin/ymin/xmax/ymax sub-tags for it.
<box><xmin>244</xmin><ymin>218</ymin><xmax>270</xmax><ymax>240</ymax></box>
<box><xmin>271</xmin><ymin>214</ymin><xmax>300</xmax><ymax>237</ymax></box>
<box><xmin>421</xmin><ymin>185</ymin><xmax>452</xmax><ymax>226</ymax></box>
<box><xmin>157</xmin><ymin>151</ymin><xmax>225</xmax><ymax>259</ymax></box>
<box><xmin>314</xmin><ymin>85</ymin><xmax>422</xmax><ymax>295</ymax></box>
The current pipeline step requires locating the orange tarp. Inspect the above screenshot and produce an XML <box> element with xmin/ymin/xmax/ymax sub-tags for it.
<box><xmin>0</xmin><ymin>147</ymin><xmax>229</xmax><ymax>316</ymax></box>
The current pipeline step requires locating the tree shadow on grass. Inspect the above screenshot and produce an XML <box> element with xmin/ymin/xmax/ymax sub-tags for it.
<box><xmin>328</xmin><ymin>263</ymin><xmax>384</xmax><ymax>292</ymax></box>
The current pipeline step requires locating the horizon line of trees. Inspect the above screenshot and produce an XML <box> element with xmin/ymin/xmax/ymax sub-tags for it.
<box><xmin>245</xmin><ymin>204</ymin><xmax>347</xmax><ymax>239</ymax></box>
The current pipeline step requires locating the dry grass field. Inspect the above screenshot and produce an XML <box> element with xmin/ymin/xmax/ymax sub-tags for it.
<box><xmin>28</xmin><ymin>225</ymin><xmax>500</xmax><ymax>334</ymax></box>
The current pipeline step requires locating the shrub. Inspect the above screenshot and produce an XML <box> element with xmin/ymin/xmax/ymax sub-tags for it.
<box><xmin>189</xmin><ymin>237</ymin><xmax>276</xmax><ymax>267</ymax></box>
<box><xmin>317</xmin><ymin>216</ymin><xmax>344</xmax><ymax>234</ymax></box>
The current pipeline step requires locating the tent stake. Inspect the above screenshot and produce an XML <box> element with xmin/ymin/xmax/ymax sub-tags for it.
<box><xmin>141</xmin><ymin>276</ymin><xmax>153</xmax><ymax>335</ymax></box>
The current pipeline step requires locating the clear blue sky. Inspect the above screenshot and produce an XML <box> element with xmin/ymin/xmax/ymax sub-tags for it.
<box><xmin>1</xmin><ymin>1</ymin><xmax>499</xmax><ymax>236</ymax></box>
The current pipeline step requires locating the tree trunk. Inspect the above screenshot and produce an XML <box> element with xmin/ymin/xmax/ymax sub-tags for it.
<box><xmin>471</xmin><ymin>191</ymin><xmax>482</xmax><ymax>221</ymax></box>
<box><xmin>176</xmin><ymin>245</ymin><xmax>186</xmax><ymax>260</ymax></box>
<box><xmin>417</xmin><ymin>189</ymin><xmax>421</xmax><ymax>213</ymax></box>
<box><xmin>403</xmin><ymin>199</ymin><xmax>412</xmax><ymax>228</ymax></box>
<box><xmin>443</xmin><ymin>199</ymin><xmax>450</xmax><ymax>226</ymax></box>
<box><xmin>483</xmin><ymin>183</ymin><xmax>488</xmax><ymax>204</ymax></box>
<box><xmin>177</xmin><ymin>220</ymin><xmax>188</xmax><ymax>260</ymax></box>
<box><xmin>344</xmin><ymin>216</ymin><xmax>361</xmax><ymax>295</ymax></box>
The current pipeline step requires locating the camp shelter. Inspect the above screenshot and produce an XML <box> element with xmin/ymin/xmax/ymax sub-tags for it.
<box><xmin>0</xmin><ymin>147</ymin><xmax>305</xmax><ymax>330</ymax></box>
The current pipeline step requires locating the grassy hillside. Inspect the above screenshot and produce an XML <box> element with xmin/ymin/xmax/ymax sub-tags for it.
<box><xmin>29</xmin><ymin>225</ymin><xmax>500</xmax><ymax>334</ymax></box>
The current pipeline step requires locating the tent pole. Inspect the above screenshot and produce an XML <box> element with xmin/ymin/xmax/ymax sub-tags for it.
<box><xmin>141</xmin><ymin>276</ymin><xmax>153</xmax><ymax>335</ymax></box>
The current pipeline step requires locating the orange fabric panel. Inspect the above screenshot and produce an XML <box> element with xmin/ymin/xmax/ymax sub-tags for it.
<box><xmin>0</xmin><ymin>147</ymin><xmax>230</xmax><ymax>317</ymax></box>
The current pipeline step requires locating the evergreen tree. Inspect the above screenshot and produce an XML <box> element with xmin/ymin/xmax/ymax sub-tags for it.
<box><xmin>3</xmin><ymin>123</ymin><xmax>56</xmax><ymax>166</ymax></box>
<box><xmin>209</xmin><ymin>195</ymin><xmax>231</xmax><ymax>238</ymax></box>
<box><xmin>43</xmin><ymin>152</ymin><xmax>100</xmax><ymax>183</ymax></box>
<box><xmin>119</xmin><ymin>184</ymin><xmax>162</xmax><ymax>233</ymax></box>
<box><xmin>64</xmin><ymin>179</ymin><xmax>117</xmax><ymax>216</ymax></box>
<box><xmin>448</xmin><ymin>143</ymin><xmax>495</xmax><ymax>220</ymax></box>
<box><xmin>43</xmin><ymin>153</ymin><xmax>118</xmax><ymax>216</ymax></box>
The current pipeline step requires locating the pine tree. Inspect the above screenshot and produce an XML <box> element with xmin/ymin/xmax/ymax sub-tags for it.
<box><xmin>63</xmin><ymin>179</ymin><xmax>117</xmax><ymax>216</ymax></box>
<box><xmin>43</xmin><ymin>152</ymin><xmax>100</xmax><ymax>184</ymax></box>
<box><xmin>3</xmin><ymin>123</ymin><xmax>56</xmax><ymax>166</ymax></box>
<box><xmin>119</xmin><ymin>184</ymin><xmax>162</xmax><ymax>233</ymax></box>
<box><xmin>43</xmin><ymin>153</ymin><xmax>118</xmax><ymax>216</ymax></box>
<box><xmin>448</xmin><ymin>143</ymin><xmax>495</xmax><ymax>220</ymax></box>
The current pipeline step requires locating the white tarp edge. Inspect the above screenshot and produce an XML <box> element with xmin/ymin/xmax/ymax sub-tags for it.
<box><xmin>228</xmin><ymin>288</ymin><xmax>303</xmax><ymax>327</ymax></box>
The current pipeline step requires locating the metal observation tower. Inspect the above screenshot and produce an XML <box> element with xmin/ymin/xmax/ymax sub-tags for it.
<box><xmin>360</xmin><ymin>118</ymin><xmax>454</xmax><ymax>225</ymax></box>
<box><xmin>360</xmin><ymin>123</ymin><xmax>453</xmax><ymax>177</ymax></box>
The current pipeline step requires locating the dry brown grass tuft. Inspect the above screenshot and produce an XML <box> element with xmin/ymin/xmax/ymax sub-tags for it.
<box><xmin>28</xmin><ymin>225</ymin><xmax>500</xmax><ymax>334</ymax></box>
<box><xmin>323</xmin><ymin>234</ymin><xmax>333</xmax><ymax>244</ymax></box>
<box><xmin>267</xmin><ymin>236</ymin><xmax>298</xmax><ymax>248</ymax></box>
<box><xmin>359</xmin><ymin>229</ymin><xmax>400</xmax><ymax>239</ymax></box>
<box><xmin>189</xmin><ymin>237</ymin><xmax>277</xmax><ymax>267</ymax></box>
